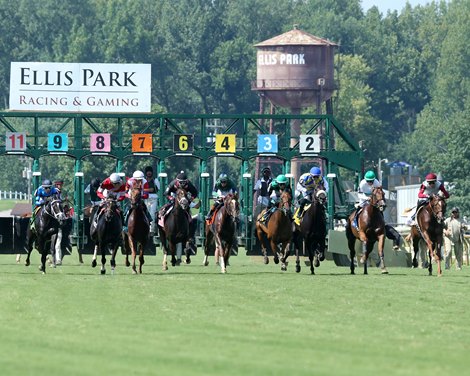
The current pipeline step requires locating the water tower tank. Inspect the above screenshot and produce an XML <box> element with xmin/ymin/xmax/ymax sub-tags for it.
<box><xmin>252</xmin><ymin>27</ymin><xmax>338</xmax><ymax>110</ymax></box>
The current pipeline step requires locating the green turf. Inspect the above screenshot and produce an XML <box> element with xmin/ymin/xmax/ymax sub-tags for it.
<box><xmin>1</xmin><ymin>252</ymin><xmax>469</xmax><ymax>376</ymax></box>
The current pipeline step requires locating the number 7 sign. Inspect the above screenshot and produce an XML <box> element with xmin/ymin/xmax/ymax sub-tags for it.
<box><xmin>132</xmin><ymin>134</ymin><xmax>153</xmax><ymax>152</ymax></box>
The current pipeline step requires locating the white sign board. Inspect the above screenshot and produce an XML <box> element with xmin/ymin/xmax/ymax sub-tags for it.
<box><xmin>299</xmin><ymin>134</ymin><xmax>321</xmax><ymax>154</ymax></box>
<box><xmin>9</xmin><ymin>62</ymin><xmax>151</xmax><ymax>113</ymax></box>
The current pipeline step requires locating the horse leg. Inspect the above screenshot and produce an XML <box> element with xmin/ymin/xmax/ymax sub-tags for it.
<box><xmin>377</xmin><ymin>234</ymin><xmax>388</xmax><ymax>274</ymax></box>
<box><xmin>100</xmin><ymin>248</ymin><xmax>106</xmax><ymax>275</ymax></box>
<box><xmin>411</xmin><ymin>236</ymin><xmax>419</xmax><ymax>268</ymax></box>
<box><xmin>91</xmin><ymin>244</ymin><xmax>98</xmax><ymax>268</ymax></box>
<box><xmin>110</xmin><ymin>245</ymin><xmax>117</xmax><ymax>274</ymax></box>
<box><xmin>25</xmin><ymin>229</ymin><xmax>35</xmax><ymax>267</ymax></box>
<box><xmin>270</xmin><ymin>239</ymin><xmax>280</xmax><ymax>265</ymax></box>
<box><xmin>293</xmin><ymin>232</ymin><xmax>301</xmax><ymax>273</ymax></box>
<box><xmin>138</xmin><ymin>244</ymin><xmax>144</xmax><ymax>274</ymax></box>
<box><xmin>280</xmin><ymin>241</ymin><xmax>289</xmax><ymax>271</ymax></box>
<box><xmin>39</xmin><ymin>239</ymin><xmax>47</xmax><ymax>274</ymax></box>
<box><xmin>436</xmin><ymin>241</ymin><xmax>443</xmax><ymax>277</ymax></box>
<box><xmin>203</xmin><ymin>234</ymin><xmax>210</xmax><ymax>266</ymax></box>
<box><xmin>361</xmin><ymin>242</ymin><xmax>369</xmax><ymax>275</ymax></box>
<box><xmin>175</xmin><ymin>243</ymin><xmax>182</xmax><ymax>266</ymax></box>
<box><xmin>55</xmin><ymin>229</ymin><xmax>63</xmax><ymax>265</ymax></box>
<box><xmin>346</xmin><ymin>223</ymin><xmax>356</xmax><ymax>275</ymax></box>
<box><xmin>127</xmin><ymin>236</ymin><xmax>138</xmax><ymax>274</ymax></box>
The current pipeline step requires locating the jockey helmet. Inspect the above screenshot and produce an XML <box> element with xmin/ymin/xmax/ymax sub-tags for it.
<box><xmin>425</xmin><ymin>173</ymin><xmax>437</xmax><ymax>182</ymax></box>
<box><xmin>262</xmin><ymin>166</ymin><xmax>271</xmax><ymax>174</ymax></box>
<box><xmin>110</xmin><ymin>173</ymin><xmax>122</xmax><ymax>184</ymax></box>
<box><xmin>91</xmin><ymin>178</ymin><xmax>101</xmax><ymax>189</ymax></box>
<box><xmin>176</xmin><ymin>171</ymin><xmax>188</xmax><ymax>186</ymax></box>
<box><xmin>310</xmin><ymin>167</ymin><xmax>322</xmax><ymax>176</ymax></box>
<box><xmin>54</xmin><ymin>179</ymin><xmax>64</xmax><ymax>185</ymax></box>
<box><xmin>219</xmin><ymin>173</ymin><xmax>228</xmax><ymax>182</ymax></box>
<box><xmin>300</xmin><ymin>174</ymin><xmax>314</xmax><ymax>187</ymax></box>
<box><xmin>276</xmin><ymin>174</ymin><xmax>288</xmax><ymax>184</ymax></box>
<box><xmin>364</xmin><ymin>170</ymin><xmax>376</xmax><ymax>181</ymax></box>
<box><xmin>451</xmin><ymin>207</ymin><xmax>459</xmax><ymax>213</ymax></box>
<box><xmin>271</xmin><ymin>180</ymin><xmax>279</xmax><ymax>189</ymax></box>
<box><xmin>42</xmin><ymin>179</ymin><xmax>52</xmax><ymax>188</ymax></box>
<box><xmin>132</xmin><ymin>170</ymin><xmax>145</xmax><ymax>180</ymax></box>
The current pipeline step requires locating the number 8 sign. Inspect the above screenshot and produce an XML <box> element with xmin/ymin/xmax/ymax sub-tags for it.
<box><xmin>90</xmin><ymin>133</ymin><xmax>111</xmax><ymax>152</ymax></box>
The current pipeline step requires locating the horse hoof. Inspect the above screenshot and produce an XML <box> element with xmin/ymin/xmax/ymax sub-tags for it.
<box><xmin>314</xmin><ymin>258</ymin><xmax>320</xmax><ymax>268</ymax></box>
<box><xmin>176</xmin><ymin>259</ymin><xmax>182</xmax><ymax>266</ymax></box>
<box><xmin>203</xmin><ymin>261</ymin><xmax>209</xmax><ymax>266</ymax></box>
<box><xmin>263</xmin><ymin>256</ymin><xmax>269</xmax><ymax>265</ymax></box>
<box><xmin>319</xmin><ymin>253</ymin><xmax>325</xmax><ymax>262</ymax></box>
<box><xmin>281</xmin><ymin>264</ymin><xmax>287</xmax><ymax>271</ymax></box>
<box><xmin>91</xmin><ymin>259</ymin><xmax>97</xmax><ymax>268</ymax></box>
<box><xmin>125</xmin><ymin>260</ymin><xmax>130</xmax><ymax>267</ymax></box>
<box><xmin>274</xmin><ymin>257</ymin><xmax>279</xmax><ymax>264</ymax></box>
<box><xmin>381</xmin><ymin>268</ymin><xmax>389</xmax><ymax>274</ymax></box>
<box><xmin>101</xmin><ymin>269</ymin><xmax>106</xmax><ymax>275</ymax></box>
<box><xmin>162</xmin><ymin>265</ymin><xmax>168</xmax><ymax>271</ymax></box>
<box><xmin>295</xmin><ymin>265</ymin><xmax>301</xmax><ymax>273</ymax></box>
<box><xmin>185</xmin><ymin>258</ymin><xmax>191</xmax><ymax>265</ymax></box>
<box><xmin>132</xmin><ymin>269</ymin><xmax>137</xmax><ymax>275</ymax></box>
<box><xmin>221</xmin><ymin>268</ymin><xmax>226</xmax><ymax>274</ymax></box>
<box><xmin>79</xmin><ymin>254</ymin><xmax>84</xmax><ymax>264</ymax></box>
<box><xmin>25</xmin><ymin>260</ymin><xmax>30</xmax><ymax>267</ymax></box>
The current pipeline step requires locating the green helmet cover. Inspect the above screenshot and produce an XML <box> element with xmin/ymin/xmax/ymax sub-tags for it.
<box><xmin>364</xmin><ymin>170</ymin><xmax>376</xmax><ymax>181</ymax></box>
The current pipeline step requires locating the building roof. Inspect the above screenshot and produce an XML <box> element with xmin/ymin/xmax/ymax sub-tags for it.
<box><xmin>10</xmin><ymin>203</ymin><xmax>32</xmax><ymax>217</ymax></box>
<box><xmin>254</xmin><ymin>27</ymin><xmax>339</xmax><ymax>47</ymax></box>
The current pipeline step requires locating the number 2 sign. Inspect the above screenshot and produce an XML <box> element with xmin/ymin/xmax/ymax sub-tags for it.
<box><xmin>299</xmin><ymin>134</ymin><xmax>320</xmax><ymax>154</ymax></box>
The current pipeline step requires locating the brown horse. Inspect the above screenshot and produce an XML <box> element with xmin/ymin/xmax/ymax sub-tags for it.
<box><xmin>346</xmin><ymin>186</ymin><xmax>388</xmax><ymax>275</ymax></box>
<box><xmin>203</xmin><ymin>193</ymin><xmax>240</xmax><ymax>273</ymax></box>
<box><xmin>293</xmin><ymin>188</ymin><xmax>327</xmax><ymax>274</ymax></box>
<box><xmin>123</xmin><ymin>188</ymin><xmax>150</xmax><ymax>274</ymax></box>
<box><xmin>256</xmin><ymin>191</ymin><xmax>293</xmax><ymax>271</ymax></box>
<box><xmin>158</xmin><ymin>188</ymin><xmax>190</xmax><ymax>270</ymax></box>
<box><xmin>410</xmin><ymin>194</ymin><xmax>447</xmax><ymax>276</ymax></box>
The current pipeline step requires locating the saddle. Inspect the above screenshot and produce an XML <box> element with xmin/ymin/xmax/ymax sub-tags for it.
<box><xmin>205</xmin><ymin>206</ymin><xmax>222</xmax><ymax>226</ymax></box>
<box><xmin>293</xmin><ymin>203</ymin><xmax>311</xmax><ymax>226</ymax></box>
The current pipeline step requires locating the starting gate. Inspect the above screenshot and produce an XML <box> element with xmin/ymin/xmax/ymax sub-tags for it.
<box><xmin>0</xmin><ymin>112</ymin><xmax>363</xmax><ymax>254</ymax></box>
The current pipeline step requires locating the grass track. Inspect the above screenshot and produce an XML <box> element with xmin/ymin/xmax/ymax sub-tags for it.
<box><xmin>1</xmin><ymin>251</ymin><xmax>469</xmax><ymax>376</ymax></box>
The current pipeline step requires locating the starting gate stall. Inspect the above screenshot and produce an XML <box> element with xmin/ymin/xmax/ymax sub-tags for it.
<box><xmin>0</xmin><ymin>112</ymin><xmax>363</xmax><ymax>256</ymax></box>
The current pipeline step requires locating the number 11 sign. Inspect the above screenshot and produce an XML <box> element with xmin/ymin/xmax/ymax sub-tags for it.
<box><xmin>5</xmin><ymin>132</ymin><xmax>27</xmax><ymax>151</ymax></box>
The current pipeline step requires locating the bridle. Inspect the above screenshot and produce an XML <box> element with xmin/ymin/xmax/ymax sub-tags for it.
<box><xmin>428</xmin><ymin>195</ymin><xmax>446</xmax><ymax>223</ymax></box>
<box><xmin>224</xmin><ymin>194</ymin><xmax>240</xmax><ymax>221</ymax></box>
<box><xmin>370</xmin><ymin>187</ymin><xmax>386</xmax><ymax>212</ymax></box>
<box><xmin>44</xmin><ymin>198</ymin><xmax>67</xmax><ymax>224</ymax></box>
<box><xmin>175</xmin><ymin>189</ymin><xmax>189</xmax><ymax>210</ymax></box>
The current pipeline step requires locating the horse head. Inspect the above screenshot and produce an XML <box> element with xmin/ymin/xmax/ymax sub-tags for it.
<box><xmin>45</xmin><ymin>197</ymin><xmax>67</xmax><ymax>226</ymax></box>
<box><xmin>279</xmin><ymin>191</ymin><xmax>292</xmax><ymax>212</ymax></box>
<box><xmin>103</xmin><ymin>196</ymin><xmax>118</xmax><ymax>222</ymax></box>
<box><xmin>129</xmin><ymin>188</ymin><xmax>142</xmax><ymax>207</ymax></box>
<box><xmin>370</xmin><ymin>186</ymin><xmax>387</xmax><ymax>212</ymax></box>
<box><xmin>175</xmin><ymin>188</ymin><xmax>189</xmax><ymax>210</ymax></box>
<box><xmin>314</xmin><ymin>189</ymin><xmax>327</xmax><ymax>205</ymax></box>
<box><xmin>429</xmin><ymin>194</ymin><xmax>446</xmax><ymax>223</ymax></box>
<box><xmin>223</xmin><ymin>193</ymin><xmax>240</xmax><ymax>221</ymax></box>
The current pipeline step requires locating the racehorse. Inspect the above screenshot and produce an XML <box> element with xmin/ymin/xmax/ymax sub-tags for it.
<box><xmin>409</xmin><ymin>194</ymin><xmax>447</xmax><ymax>276</ymax></box>
<box><xmin>50</xmin><ymin>199</ymin><xmax>74</xmax><ymax>266</ymax></box>
<box><xmin>158</xmin><ymin>188</ymin><xmax>190</xmax><ymax>270</ymax></box>
<box><xmin>90</xmin><ymin>196</ymin><xmax>122</xmax><ymax>274</ymax></box>
<box><xmin>123</xmin><ymin>188</ymin><xmax>150</xmax><ymax>274</ymax></box>
<box><xmin>293</xmin><ymin>188</ymin><xmax>327</xmax><ymax>274</ymax></box>
<box><xmin>25</xmin><ymin>196</ymin><xmax>67</xmax><ymax>273</ymax></box>
<box><xmin>255</xmin><ymin>191</ymin><xmax>293</xmax><ymax>271</ymax></box>
<box><xmin>346</xmin><ymin>186</ymin><xmax>388</xmax><ymax>275</ymax></box>
<box><xmin>203</xmin><ymin>193</ymin><xmax>240</xmax><ymax>273</ymax></box>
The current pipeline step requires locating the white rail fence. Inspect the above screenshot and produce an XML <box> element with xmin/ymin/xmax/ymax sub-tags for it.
<box><xmin>0</xmin><ymin>191</ymin><xmax>32</xmax><ymax>201</ymax></box>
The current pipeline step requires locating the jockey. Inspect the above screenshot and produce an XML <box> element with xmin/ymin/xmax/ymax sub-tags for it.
<box><xmin>352</xmin><ymin>170</ymin><xmax>381</xmax><ymax>229</ymax></box>
<box><xmin>34</xmin><ymin>179</ymin><xmax>60</xmax><ymax>207</ymax></box>
<box><xmin>54</xmin><ymin>179</ymin><xmax>65</xmax><ymax>200</ymax></box>
<box><xmin>163</xmin><ymin>171</ymin><xmax>199</xmax><ymax>206</ymax></box>
<box><xmin>84</xmin><ymin>177</ymin><xmax>102</xmax><ymax>206</ymax></box>
<box><xmin>205</xmin><ymin>173</ymin><xmax>238</xmax><ymax>221</ymax></box>
<box><xmin>123</xmin><ymin>170</ymin><xmax>153</xmax><ymax>231</ymax></box>
<box><xmin>143</xmin><ymin>166</ymin><xmax>160</xmax><ymax>228</ymax></box>
<box><xmin>260</xmin><ymin>174</ymin><xmax>293</xmax><ymax>222</ymax></box>
<box><xmin>295</xmin><ymin>166</ymin><xmax>328</xmax><ymax>219</ymax></box>
<box><xmin>410</xmin><ymin>173</ymin><xmax>449</xmax><ymax>222</ymax></box>
<box><xmin>95</xmin><ymin>172</ymin><xmax>126</xmax><ymax>223</ymax></box>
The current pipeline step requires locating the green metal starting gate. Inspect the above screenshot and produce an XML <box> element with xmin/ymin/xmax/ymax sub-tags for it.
<box><xmin>0</xmin><ymin>111</ymin><xmax>363</xmax><ymax>254</ymax></box>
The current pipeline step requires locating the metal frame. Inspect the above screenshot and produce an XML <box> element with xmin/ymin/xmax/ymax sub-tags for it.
<box><xmin>0</xmin><ymin>111</ymin><xmax>363</xmax><ymax>253</ymax></box>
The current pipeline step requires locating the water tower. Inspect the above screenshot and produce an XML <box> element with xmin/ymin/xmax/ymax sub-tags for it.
<box><xmin>252</xmin><ymin>26</ymin><xmax>338</xmax><ymax>179</ymax></box>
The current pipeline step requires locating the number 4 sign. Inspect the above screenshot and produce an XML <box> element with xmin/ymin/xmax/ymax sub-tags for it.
<box><xmin>5</xmin><ymin>132</ymin><xmax>27</xmax><ymax>151</ymax></box>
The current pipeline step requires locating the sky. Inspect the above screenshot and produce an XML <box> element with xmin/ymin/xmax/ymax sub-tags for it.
<box><xmin>361</xmin><ymin>0</ymin><xmax>431</xmax><ymax>13</ymax></box>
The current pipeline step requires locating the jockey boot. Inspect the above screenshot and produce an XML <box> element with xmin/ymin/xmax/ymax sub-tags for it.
<box><xmin>143</xmin><ymin>205</ymin><xmax>152</xmax><ymax>223</ymax></box>
<box><xmin>205</xmin><ymin>208</ymin><xmax>214</xmax><ymax>221</ymax></box>
<box><xmin>297</xmin><ymin>205</ymin><xmax>305</xmax><ymax>220</ymax></box>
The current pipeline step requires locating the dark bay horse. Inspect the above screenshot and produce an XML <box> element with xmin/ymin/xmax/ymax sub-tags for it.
<box><xmin>346</xmin><ymin>186</ymin><xmax>388</xmax><ymax>275</ymax></box>
<box><xmin>256</xmin><ymin>191</ymin><xmax>293</xmax><ymax>271</ymax></box>
<box><xmin>203</xmin><ymin>193</ymin><xmax>240</xmax><ymax>273</ymax></box>
<box><xmin>158</xmin><ymin>188</ymin><xmax>190</xmax><ymax>270</ymax></box>
<box><xmin>410</xmin><ymin>194</ymin><xmax>447</xmax><ymax>276</ymax></box>
<box><xmin>25</xmin><ymin>196</ymin><xmax>67</xmax><ymax>274</ymax></box>
<box><xmin>123</xmin><ymin>188</ymin><xmax>150</xmax><ymax>274</ymax></box>
<box><xmin>293</xmin><ymin>189</ymin><xmax>327</xmax><ymax>274</ymax></box>
<box><xmin>90</xmin><ymin>196</ymin><xmax>122</xmax><ymax>274</ymax></box>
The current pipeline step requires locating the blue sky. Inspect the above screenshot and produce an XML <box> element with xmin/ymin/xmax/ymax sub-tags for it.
<box><xmin>361</xmin><ymin>0</ymin><xmax>432</xmax><ymax>13</ymax></box>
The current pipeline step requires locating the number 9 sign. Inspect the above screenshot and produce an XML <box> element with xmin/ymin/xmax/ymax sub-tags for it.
<box><xmin>48</xmin><ymin>133</ymin><xmax>68</xmax><ymax>152</ymax></box>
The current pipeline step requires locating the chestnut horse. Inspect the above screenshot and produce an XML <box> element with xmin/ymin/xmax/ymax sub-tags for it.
<box><xmin>158</xmin><ymin>188</ymin><xmax>190</xmax><ymax>270</ymax></box>
<box><xmin>293</xmin><ymin>189</ymin><xmax>327</xmax><ymax>274</ymax></box>
<box><xmin>203</xmin><ymin>193</ymin><xmax>240</xmax><ymax>273</ymax></box>
<box><xmin>346</xmin><ymin>186</ymin><xmax>388</xmax><ymax>275</ymax></box>
<box><xmin>410</xmin><ymin>194</ymin><xmax>447</xmax><ymax>276</ymax></box>
<box><xmin>90</xmin><ymin>196</ymin><xmax>122</xmax><ymax>274</ymax></box>
<box><xmin>123</xmin><ymin>188</ymin><xmax>150</xmax><ymax>274</ymax></box>
<box><xmin>256</xmin><ymin>191</ymin><xmax>293</xmax><ymax>271</ymax></box>
<box><xmin>25</xmin><ymin>196</ymin><xmax>67</xmax><ymax>274</ymax></box>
